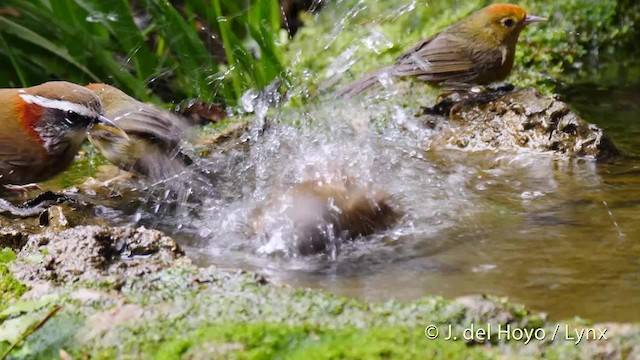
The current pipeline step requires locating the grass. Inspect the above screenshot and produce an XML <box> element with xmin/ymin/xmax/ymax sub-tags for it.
<box><xmin>0</xmin><ymin>0</ymin><xmax>286</xmax><ymax>105</ymax></box>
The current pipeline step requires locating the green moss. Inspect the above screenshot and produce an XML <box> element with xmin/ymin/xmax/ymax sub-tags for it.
<box><xmin>40</xmin><ymin>144</ymin><xmax>110</xmax><ymax>190</ymax></box>
<box><xmin>151</xmin><ymin>323</ymin><xmax>491</xmax><ymax>360</ymax></box>
<box><xmin>2</xmin><ymin>262</ymin><xmax>637</xmax><ymax>359</ymax></box>
<box><xmin>198</xmin><ymin>116</ymin><xmax>241</xmax><ymax>136</ymax></box>
<box><xmin>0</xmin><ymin>248</ymin><xmax>27</xmax><ymax>312</ymax></box>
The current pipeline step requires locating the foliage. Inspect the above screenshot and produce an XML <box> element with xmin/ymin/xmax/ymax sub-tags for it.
<box><xmin>0</xmin><ymin>0</ymin><xmax>285</xmax><ymax>105</ymax></box>
<box><xmin>517</xmin><ymin>0</ymin><xmax>640</xmax><ymax>87</ymax></box>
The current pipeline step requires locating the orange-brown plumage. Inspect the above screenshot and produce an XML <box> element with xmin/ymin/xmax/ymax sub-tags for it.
<box><xmin>486</xmin><ymin>3</ymin><xmax>526</xmax><ymax>19</ymax></box>
<box><xmin>0</xmin><ymin>81</ymin><xmax>127</xmax><ymax>187</ymax></box>
<box><xmin>16</xmin><ymin>99</ymin><xmax>45</xmax><ymax>143</ymax></box>
<box><xmin>338</xmin><ymin>3</ymin><xmax>546</xmax><ymax>99</ymax></box>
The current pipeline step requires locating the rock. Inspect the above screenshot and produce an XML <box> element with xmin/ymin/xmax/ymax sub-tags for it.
<box><xmin>83</xmin><ymin>303</ymin><xmax>146</xmax><ymax>341</ymax></box>
<box><xmin>454</xmin><ymin>295</ymin><xmax>536</xmax><ymax>325</ymax></box>
<box><xmin>11</xmin><ymin>226</ymin><xmax>186</xmax><ymax>285</ymax></box>
<box><xmin>422</xmin><ymin>87</ymin><xmax>619</xmax><ymax>159</ymax></box>
<box><xmin>0</xmin><ymin>228</ymin><xmax>30</xmax><ymax>250</ymax></box>
<box><xmin>38</xmin><ymin>205</ymin><xmax>70</xmax><ymax>230</ymax></box>
<box><xmin>451</xmin><ymin>294</ymin><xmax>546</xmax><ymax>344</ymax></box>
<box><xmin>195</xmin><ymin>120</ymin><xmax>250</xmax><ymax>156</ymax></box>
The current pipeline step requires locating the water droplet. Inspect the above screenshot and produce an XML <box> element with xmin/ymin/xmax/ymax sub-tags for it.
<box><xmin>86</xmin><ymin>12</ymin><xmax>118</xmax><ymax>23</ymax></box>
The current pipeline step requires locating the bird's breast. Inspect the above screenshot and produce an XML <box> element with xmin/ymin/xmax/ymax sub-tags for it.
<box><xmin>471</xmin><ymin>44</ymin><xmax>514</xmax><ymax>84</ymax></box>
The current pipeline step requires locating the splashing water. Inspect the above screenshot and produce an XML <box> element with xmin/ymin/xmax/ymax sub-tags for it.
<box><xmin>85</xmin><ymin>12</ymin><xmax>118</xmax><ymax>23</ymax></box>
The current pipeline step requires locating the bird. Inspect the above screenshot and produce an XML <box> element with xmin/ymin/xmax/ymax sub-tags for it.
<box><xmin>0</xmin><ymin>81</ymin><xmax>128</xmax><ymax>188</ymax></box>
<box><xmin>249</xmin><ymin>180</ymin><xmax>400</xmax><ymax>256</ymax></box>
<box><xmin>338</xmin><ymin>3</ymin><xmax>547</xmax><ymax>99</ymax></box>
<box><xmin>85</xmin><ymin>83</ymin><xmax>194</xmax><ymax>182</ymax></box>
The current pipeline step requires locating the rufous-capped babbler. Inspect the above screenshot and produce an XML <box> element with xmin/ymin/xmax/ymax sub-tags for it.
<box><xmin>85</xmin><ymin>83</ymin><xmax>193</xmax><ymax>181</ymax></box>
<box><xmin>0</xmin><ymin>81</ymin><xmax>128</xmax><ymax>187</ymax></box>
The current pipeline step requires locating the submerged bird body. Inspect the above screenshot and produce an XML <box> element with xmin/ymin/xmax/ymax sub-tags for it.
<box><xmin>249</xmin><ymin>181</ymin><xmax>400</xmax><ymax>256</ymax></box>
<box><xmin>339</xmin><ymin>3</ymin><xmax>546</xmax><ymax>99</ymax></box>
<box><xmin>0</xmin><ymin>82</ymin><xmax>127</xmax><ymax>186</ymax></box>
<box><xmin>86</xmin><ymin>84</ymin><xmax>193</xmax><ymax>181</ymax></box>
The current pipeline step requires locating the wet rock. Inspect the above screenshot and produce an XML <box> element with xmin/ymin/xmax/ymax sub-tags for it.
<box><xmin>422</xmin><ymin>87</ymin><xmax>619</xmax><ymax>159</ymax></box>
<box><xmin>12</xmin><ymin>226</ymin><xmax>185</xmax><ymax>285</ymax></box>
<box><xmin>454</xmin><ymin>294</ymin><xmax>542</xmax><ymax>325</ymax></box>
<box><xmin>0</xmin><ymin>228</ymin><xmax>30</xmax><ymax>251</ymax></box>
<box><xmin>38</xmin><ymin>205</ymin><xmax>70</xmax><ymax>229</ymax></box>
<box><xmin>195</xmin><ymin>120</ymin><xmax>250</xmax><ymax>156</ymax></box>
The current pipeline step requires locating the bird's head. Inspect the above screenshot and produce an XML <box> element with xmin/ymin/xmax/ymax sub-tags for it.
<box><xmin>85</xmin><ymin>83</ymin><xmax>136</xmax><ymax>113</ymax></box>
<box><xmin>463</xmin><ymin>3</ymin><xmax>547</xmax><ymax>46</ymax></box>
<box><xmin>17</xmin><ymin>81</ymin><xmax>128</xmax><ymax>151</ymax></box>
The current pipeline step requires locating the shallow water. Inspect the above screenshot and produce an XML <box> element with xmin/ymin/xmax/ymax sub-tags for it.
<box><xmin>95</xmin><ymin>83</ymin><xmax>640</xmax><ymax>323</ymax></box>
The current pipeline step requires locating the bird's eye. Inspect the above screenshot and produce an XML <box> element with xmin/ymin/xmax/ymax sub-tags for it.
<box><xmin>64</xmin><ymin>111</ymin><xmax>79</xmax><ymax>125</ymax></box>
<box><xmin>63</xmin><ymin>110</ymin><xmax>92</xmax><ymax>127</ymax></box>
<box><xmin>502</xmin><ymin>18</ymin><xmax>515</xmax><ymax>27</ymax></box>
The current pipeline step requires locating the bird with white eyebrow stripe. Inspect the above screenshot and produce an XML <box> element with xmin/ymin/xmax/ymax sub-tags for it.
<box><xmin>0</xmin><ymin>81</ymin><xmax>129</xmax><ymax>189</ymax></box>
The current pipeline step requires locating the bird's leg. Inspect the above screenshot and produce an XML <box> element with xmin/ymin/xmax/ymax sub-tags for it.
<box><xmin>3</xmin><ymin>183</ymin><xmax>43</xmax><ymax>196</ymax></box>
<box><xmin>102</xmin><ymin>172</ymin><xmax>135</xmax><ymax>187</ymax></box>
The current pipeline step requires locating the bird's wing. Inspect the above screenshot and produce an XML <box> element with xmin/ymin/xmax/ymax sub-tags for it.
<box><xmin>0</xmin><ymin>124</ymin><xmax>48</xmax><ymax>185</ymax></box>
<box><xmin>110</xmin><ymin>106</ymin><xmax>191</xmax><ymax>149</ymax></box>
<box><xmin>0</xmin><ymin>138</ymin><xmax>41</xmax><ymax>168</ymax></box>
<box><xmin>393</xmin><ymin>32</ymin><xmax>478</xmax><ymax>83</ymax></box>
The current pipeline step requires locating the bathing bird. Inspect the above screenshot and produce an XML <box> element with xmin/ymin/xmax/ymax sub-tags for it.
<box><xmin>86</xmin><ymin>83</ymin><xmax>194</xmax><ymax>182</ymax></box>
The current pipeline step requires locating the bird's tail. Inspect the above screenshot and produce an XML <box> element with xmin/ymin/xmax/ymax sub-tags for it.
<box><xmin>336</xmin><ymin>66</ymin><xmax>395</xmax><ymax>100</ymax></box>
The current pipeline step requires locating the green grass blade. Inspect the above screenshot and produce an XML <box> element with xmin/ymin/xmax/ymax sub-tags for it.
<box><xmin>0</xmin><ymin>16</ymin><xmax>99</xmax><ymax>81</ymax></box>
<box><xmin>147</xmin><ymin>0</ymin><xmax>217</xmax><ymax>102</ymax></box>
<box><xmin>0</xmin><ymin>33</ymin><xmax>27</xmax><ymax>87</ymax></box>
<box><xmin>212</xmin><ymin>0</ymin><xmax>245</xmax><ymax>97</ymax></box>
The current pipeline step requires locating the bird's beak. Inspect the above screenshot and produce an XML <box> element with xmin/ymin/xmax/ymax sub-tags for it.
<box><xmin>89</xmin><ymin>115</ymin><xmax>130</xmax><ymax>141</ymax></box>
<box><xmin>524</xmin><ymin>14</ymin><xmax>548</xmax><ymax>25</ymax></box>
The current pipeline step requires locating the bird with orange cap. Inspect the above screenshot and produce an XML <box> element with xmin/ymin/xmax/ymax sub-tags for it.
<box><xmin>338</xmin><ymin>3</ymin><xmax>547</xmax><ymax>99</ymax></box>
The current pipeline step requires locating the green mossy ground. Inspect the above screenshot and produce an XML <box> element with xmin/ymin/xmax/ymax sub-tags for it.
<box><xmin>3</xmin><ymin>258</ymin><xmax>637</xmax><ymax>359</ymax></box>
